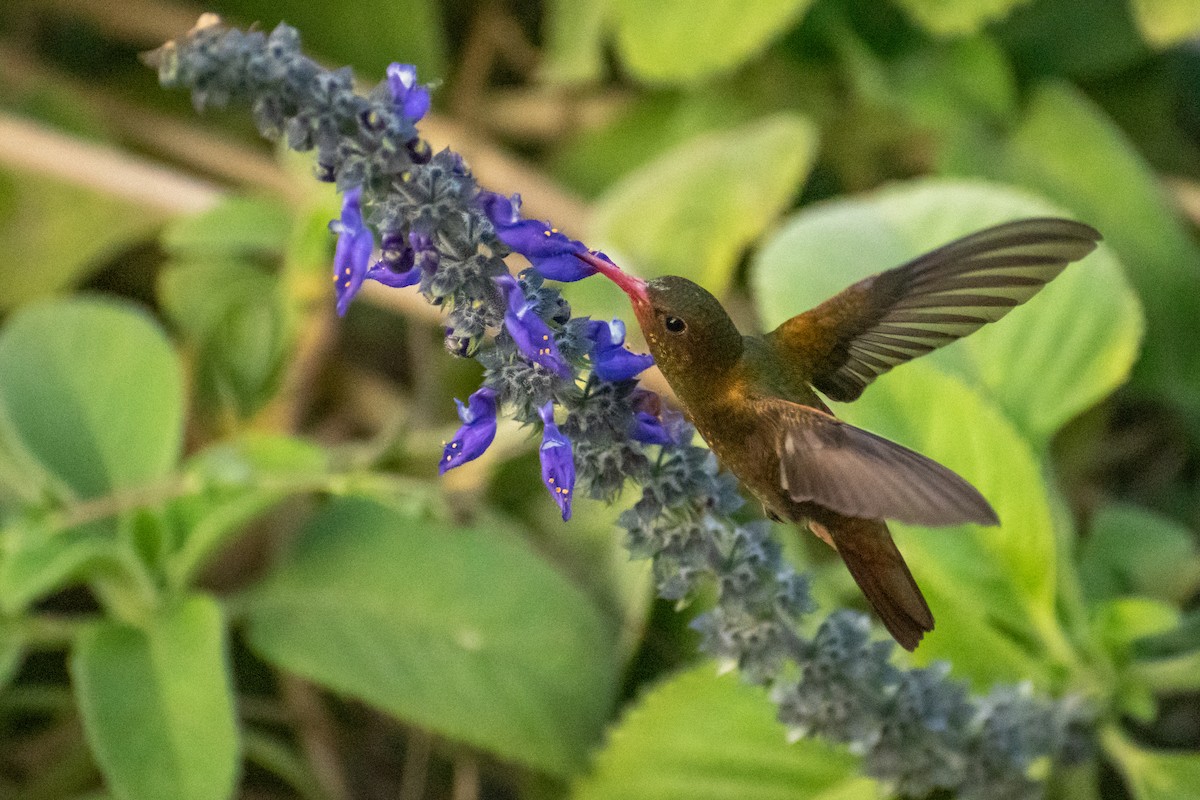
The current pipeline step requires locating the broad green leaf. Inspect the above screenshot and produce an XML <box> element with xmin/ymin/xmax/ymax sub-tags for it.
<box><xmin>1133</xmin><ymin>647</ymin><xmax>1200</xmax><ymax>696</ymax></box>
<box><xmin>166</xmin><ymin>435</ymin><xmax>329</xmax><ymax>590</ymax></box>
<box><xmin>994</xmin><ymin>0</ymin><xmax>1147</xmax><ymax>78</ymax></box>
<box><xmin>591</xmin><ymin>114</ymin><xmax>817</xmax><ymax>298</ymax></box>
<box><xmin>1131</xmin><ymin>0</ymin><xmax>1200</xmax><ymax>47</ymax></box>
<box><xmin>216</xmin><ymin>0</ymin><xmax>446</xmax><ymax>79</ymax></box>
<box><xmin>1092</xmin><ymin>596</ymin><xmax>1180</xmax><ymax>721</ymax></box>
<box><xmin>244</xmin><ymin>498</ymin><xmax>620</xmax><ymax>777</ymax></box>
<box><xmin>893</xmin><ymin>0</ymin><xmax>1033</xmax><ymax>36</ymax></box>
<box><xmin>1094</xmin><ymin>597</ymin><xmax>1180</xmax><ymax>655</ymax></box>
<box><xmin>572</xmin><ymin>665</ymin><xmax>871</xmax><ymax>800</ymax></box>
<box><xmin>161</xmin><ymin>196</ymin><xmax>291</xmax><ymax>257</ymax></box>
<box><xmin>159</xmin><ymin>260</ymin><xmax>288</xmax><ymax>418</ymax></box>
<box><xmin>0</xmin><ymin>298</ymin><xmax>184</xmax><ymax>500</ymax></box>
<box><xmin>0</xmin><ymin>517</ymin><xmax>119</xmax><ymax>614</ymax></box>
<box><xmin>611</xmin><ymin>0</ymin><xmax>816</xmax><ymax>83</ymax></box>
<box><xmin>528</xmin><ymin>494</ymin><xmax>654</xmax><ymax>664</ymax></box>
<box><xmin>1104</xmin><ymin>727</ymin><xmax>1200</xmax><ymax>800</ymax></box>
<box><xmin>1080</xmin><ymin>505</ymin><xmax>1200</xmax><ymax>606</ymax></box>
<box><xmin>844</xmin><ymin>362</ymin><xmax>1063</xmax><ymax>688</ymax></box>
<box><xmin>552</xmin><ymin>89</ymin><xmax>766</xmax><ymax>200</ymax></box>
<box><xmin>0</xmin><ymin>170</ymin><xmax>163</xmax><ymax>312</ymax></box>
<box><xmin>961</xmin><ymin>83</ymin><xmax>1200</xmax><ymax>423</ymax></box>
<box><xmin>751</xmin><ymin>179</ymin><xmax>1141</xmax><ymax>448</ymax></box>
<box><xmin>72</xmin><ymin>595</ymin><xmax>239</xmax><ymax>800</ymax></box>
<box><xmin>542</xmin><ymin>0</ymin><xmax>611</xmax><ymax>84</ymax></box>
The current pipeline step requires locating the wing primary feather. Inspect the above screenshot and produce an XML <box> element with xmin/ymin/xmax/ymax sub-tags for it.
<box><xmin>770</xmin><ymin>216</ymin><xmax>1102</xmax><ymax>403</ymax></box>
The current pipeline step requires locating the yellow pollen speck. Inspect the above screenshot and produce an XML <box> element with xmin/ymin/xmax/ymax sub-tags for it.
<box><xmin>332</xmin><ymin>275</ymin><xmax>338</xmax><ymax>282</ymax></box>
<box><xmin>551</xmin><ymin>227</ymin><xmax>558</xmax><ymax>233</ymax></box>
<box><xmin>542</xmin><ymin>334</ymin><xmax>549</xmax><ymax>341</ymax></box>
<box><xmin>548</xmin><ymin>477</ymin><xmax>555</xmax><ymax>484</ymax></box>
<box><xmin>344</xmin><ymin>281</ymin><xmax>350</xmax><ymax>288</ymax></box>
<box><xmin>345</xmin><ymin>268</ymin><xmax>351</xmax><ymax>275</ymax></box>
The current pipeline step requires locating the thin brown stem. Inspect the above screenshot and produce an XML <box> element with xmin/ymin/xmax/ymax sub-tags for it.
<box><xmin>397</xmin><ymin>728</ymin><xmax>433</xmax><ymax>800</ymax></box>
<box><xmin>451</xmin><ymin>753</ymin><xmax>480</xmax><ymax>800</ymax></box>
<box><xmin>280</xmin><ymin>677</ymin><xmax>351</xmax><ymax>800</ymax></box>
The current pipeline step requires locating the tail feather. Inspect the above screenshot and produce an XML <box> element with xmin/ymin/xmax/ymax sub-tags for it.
<box><xmin>809</xmin><ymin>515</ymin><xmax>933</xmax><ymax>650</ymax></box>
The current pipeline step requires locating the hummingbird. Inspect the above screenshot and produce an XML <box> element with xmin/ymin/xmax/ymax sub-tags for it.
<box><xmin>578</xmin><ymin>217</ymin><xmax>1101</xmax><ymax>650</ymax></box>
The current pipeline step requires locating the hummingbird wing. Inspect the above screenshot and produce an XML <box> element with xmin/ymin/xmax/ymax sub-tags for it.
<box><xmin>763</xmin><ymin>399</ymin><xmax>998</xmax><ymax>527</ymax></box>
<box><xmin>768</xmin><ymin>217</ymin><xmax>1101</xmax><ymax>402</ymax></box>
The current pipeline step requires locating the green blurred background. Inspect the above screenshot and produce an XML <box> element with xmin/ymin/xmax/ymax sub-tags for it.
<box><xmin>1</xmin><ymin>0</ymin><xmax>1199</xmax><ymax>799</ymax></box>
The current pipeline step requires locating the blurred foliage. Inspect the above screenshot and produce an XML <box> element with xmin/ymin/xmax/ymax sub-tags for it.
<box><xmin>0</xmin><ymin>0</ymin><xmax>1199</xmax><ymax>799</ymax></box>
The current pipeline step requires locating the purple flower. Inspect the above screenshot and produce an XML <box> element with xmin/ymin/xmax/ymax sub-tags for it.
<box><xmin>331</xmin><ymin>187</ymin><xmax>375</xmax><ymax>316</ymax></box>
<box><xmin>629</xmin><ymin>389</ymin><xmax>671</xmax><ymax>445</ymax></box>
<box><xmin>631</xmin><ymin>411</ymin><xmax>671</xmax><ymax>445</ymax></box>
<box><xmin>538</xmin><ymin>402</ymin><xmax>575</xmax><ymax>520</ymax></box>
<box><xmin>364</xmin><ymin>230</ymin><xmax>435</xmax><ymax>289</ymax></box>
<box><xmin>386</xmin><ymin>63</ymin><xmax>430</xmax><ymax>123</ymax></box>
<box><xmin>495</xmin><ymin>274</ymin><xmax>571</xmax><ymax>378</ymax></box>
<box><xmin>439</xmin><ymin>386</ymin><xmax>498</xmax><ymax>474</ymax></box>
<box><xmin>478</xmin><ymin>192</ymin><xmax>593</xmax><ymax>282</ymax></box>
<box><xmin>584</xmin><ymin>318</ymin><xmax>654</xmax><ymax>382</ymax></box>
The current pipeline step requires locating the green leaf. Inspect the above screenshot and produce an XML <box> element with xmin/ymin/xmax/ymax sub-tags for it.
<box><xmin>960</xmin><ymin>82</ymin><xmax>1200</xmax><ymax>423</ymax></box>
<box><xmin>165</xmin><ymin>435</ymin><xmax>329</xmax><ymax>590</ymax></box>
<box><xmin>751</xmin><ymin>179</ymin><xmax>1141</xmax><ymax>448</ymax></box>
<box><xmin>159</xmin><ymin>260</ymin><xmax>288</xmax><ymax>418</ymax></box>
<box><xmin>1092</xmin><ymin>596</ymin><xmax>1179</xmax><ymax>720</ymax></box>
<box><xmin>1080</xmin><ymin>505</ymin><xmax>1200</xmax><ymax>606</ymax></box>
<box><xmin>1130</xmin><ymin>0</ymin><xmax>1200</xmax><ymax>47</ymax></box>
<box><xmin>591</xmin><ymin>114</ymin><xmax>817</xmax><ymax>298</ymax></box>
<box><xmin>893</xmin><ymin>0</ymin><xmax>1034</xmax><ymax>36</ymax></box>
<box><xmin>842</xmin><ymin>362</ymin><xmax>1066</xmax><ymax>687</ymax></box>
<box><xmin>214</xmin><ymin>0</ymin><xmax>445</xmax><ymax>79</ymax></box>
<box><xmin>1104</xmin><ymin>727</ymin><xmax>1200</xmax><ymax>800</ymax></box>
<box><xmin>994</xmin><ymin>0</ymin><xmax>1147</xmax><ymax>78</ymax></box>
<box><xmin>542</xmin><ymin>0</ymin><xmax>611</xmax><ymax>84</ymax></box>
<box><xmin>161</xmin><ymin>196</ymin><xmax>292</xmax><ymax>258</ymax></box>
<box><xmin>0</xmin><ymin>517</ymin><xmax>119</xmax><ymax>614</ymax></box>
<box><xmin>72</xmin><ymin>595</ymin><xmax>240</xmax><ymax>800</ymax></box>
<box><xmin>1132</xmin><ymin>647</ymin><xmax>1200</xmax><ymax>696</ymax></box>
<box><xmin>0</xmin><ymin>298</ymin><xmax>184</xmax><ymax>500</ymax></box>
<box><xmin>573</xmin><ymin>665</ymin><xmax>871</xmax><ymax>800</ymax></box>
<box><xmin>244</xmin><ymin>498</ymin><xmax>620</xmax><ymax>777</ymax></box>
<box><xmin>552</xmin><ymin>89</ymin><xmax>766</xmax><ymax>200</ymax></box>
<box><xmin>610</xmin><ymin>0</ymin><xmax>816</xmax><ymax>83</ymax></box>
<box><xmin>0</xmin><ymin>170</ymin><xmax>164</xmax><ymax>312</ymax></box>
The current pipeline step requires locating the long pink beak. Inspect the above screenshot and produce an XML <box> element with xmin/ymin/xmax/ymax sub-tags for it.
<box><xmin>576</xmin><ymin>251</ymin><xmax>649</xmax><ymax>306</ymax></box>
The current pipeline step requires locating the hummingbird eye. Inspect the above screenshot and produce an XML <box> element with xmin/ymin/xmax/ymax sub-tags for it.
<box><xmin>664</xmin><ymin>316</ymin><xmax>687</xmax><ymax>334</ymax></box>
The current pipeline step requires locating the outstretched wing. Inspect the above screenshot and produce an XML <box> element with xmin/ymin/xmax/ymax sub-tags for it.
<box><xmin>760</xmin><ymin>399</ymin><xmax>998</xmax><ymax>527</ymax></box>
<box><xmin>768</xmin><ymin>217</ymin><xmax>1101</xmax><ymax>402</ymax></box>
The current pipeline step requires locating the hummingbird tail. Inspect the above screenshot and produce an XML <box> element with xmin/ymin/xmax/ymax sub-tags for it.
<box><xmin>809</xmin><ymin>515</ymin><xmax>933</xmax><ymax>651</ymax></box>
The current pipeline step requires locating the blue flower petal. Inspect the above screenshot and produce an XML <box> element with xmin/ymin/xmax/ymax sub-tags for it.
<box><xmin>585</xmin><ymin>317</ymin><xmax>654</xmax><ymax>381</ymax></box>
<box><xmin>386</xmin><ymin>63</ymin><xmax>430</xmax><ymax>123</ymax></box>
<box><xmin>538</xmin><ymin>402</ymin><xmax>575</xmax><ymax>520</ymax></box>
<box><xmin>595</xmin><ymin>348</ymin><xmax>655</xmax><ymax>382</ymax></box>
<box><xmin>496</xmin><ymin>275</ymin><xmax>572</xmax><ymax>378</ymax></box>
<box><xmin>367</xmin><ymin>262</ymin><xmax>421</xmax><ymax>288</ymax></box>
<box><xmin>631</xmin><ymin>411</ymin><xmax>671</xmax><ymax>445</ymax></box>
<box><xmin>478</xmin><ymin>191</ymin><xmax>593</xmax><ymax>283</ymax></box>
<box><xmin>439</xmin><ymin>386</ymin><xmax>498</xmax><ymax>474</ymax></box>
<box><xmin>331</xmin><ymin>187</ymin><xmax>375</xmax><ymax>316</ymax></box>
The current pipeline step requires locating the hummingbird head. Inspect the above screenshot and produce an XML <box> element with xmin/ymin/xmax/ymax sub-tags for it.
<box><xmin>640</xmin><ymin>276</ymin><xmax>743</xmax><ymax>382</ymax></box>
<box><xmin>576</xmin><ymin>252</ymin><xmax>743</xmax><ymax>392</ymax></box>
